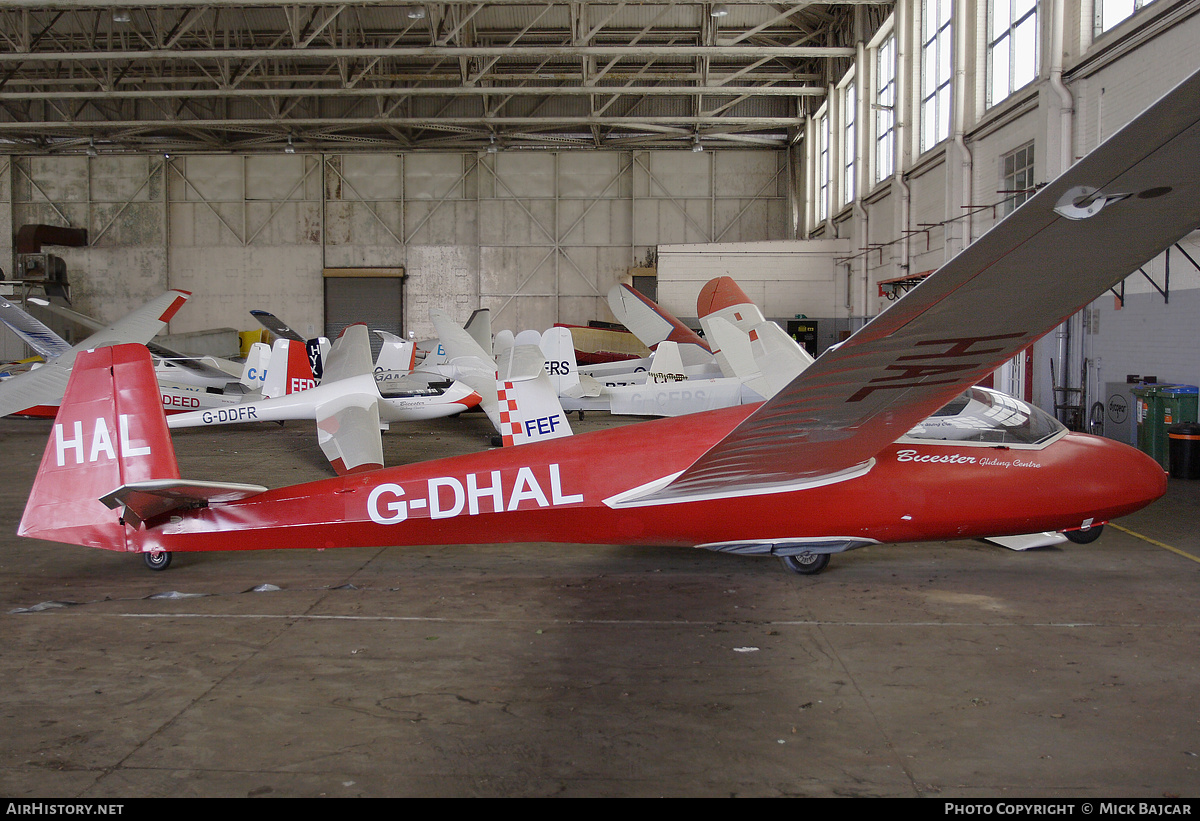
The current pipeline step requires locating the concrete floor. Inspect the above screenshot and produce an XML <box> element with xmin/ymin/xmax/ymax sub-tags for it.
<box><xmin>1</xmin><ymin>411</ymin><xmax>1198</xmax><ymax>798</ymax></box>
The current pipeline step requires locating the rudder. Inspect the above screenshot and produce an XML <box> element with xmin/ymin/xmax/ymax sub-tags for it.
<box><xmin>19</xmin><ymin>344</ymin><xmax>180</xmax><ymax>551</ymax></box>
<box><xmin>262</xmin><ymin>338</ymin><xmax>316</xmax><ymax>398</ymax></box>
<box><xmin>495</xmin><ymin>344</ymin><xmax>572</xmax><ymax>446</ymax></box>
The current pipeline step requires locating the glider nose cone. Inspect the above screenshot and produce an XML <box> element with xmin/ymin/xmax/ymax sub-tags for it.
<box><xmin>1131</xmin><ymin>444</ymin><xmax>1169</xmax><ymax>506</ymax></box>
<box><xmin>1099</xmin><ymin>436</ymin><xmax>1168</xmax><ymax>515</ymax></box>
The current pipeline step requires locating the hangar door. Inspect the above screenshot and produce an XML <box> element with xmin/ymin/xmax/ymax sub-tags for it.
<box><xmin>324</xmin><ymin>268</ymin><xmax>406</xmax><ymax>360</ymax></box>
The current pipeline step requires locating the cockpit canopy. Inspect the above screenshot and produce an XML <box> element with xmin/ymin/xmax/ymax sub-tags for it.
<box><xmin>902</xmin><ymin>387</ymin><xmax>1066</xmax><ymax>448</ymax></box>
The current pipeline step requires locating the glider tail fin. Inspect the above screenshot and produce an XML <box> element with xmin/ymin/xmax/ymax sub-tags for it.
<box><xmin>464</xmin><ymin>308</ymin><xmax>493</xmax><ymax>358</ymax></box>
<box><xmin>262</xmin><ymin>338</ymin><xmax>316</xmax><ymax>398</ymax></box>
<box><xmin>373</xmin><ymin>330</ymin><xmax>417</xmax><ymax>374</ymax></box>
<box><xmin>306</xmin><ymin>337</ymin><xmax>329</xmax><ymax>381</ymax></box>
<box><xmin>537</xmin><ymin>326</ymin><xmax>582</xmax><ymax>397</ymax></box>
<box><xmin>239</xmin><ymin>341</ymin><xmax>271</xmax><ymax>390</ymax></box>
<box><xmin>19</xmin><ymin>343</ymin><xmax>180</xmax><ymax>551</ymax></box>
<box><xmin>746</xmin><ymin>321</ymin><xmax>814</xmax><ymax>396</ymax></box>
<box><xmin>696</xmin><ymin>276</ymin><xmax>766</xmax><ymax>333</ymax></box>
<box><xmin>704</xmin><ymin>316</ymin><xmax>757</xmax><ymax>380</ymax></box>
<box><xmin>648</xmin><ymin>341</ymin><xmax>687</xmax><ymax>383</ymax></box>
<box><xmin>495</xmin><ymin>344</ymin><xmax>572</xmax><ymax>447</ymax></box>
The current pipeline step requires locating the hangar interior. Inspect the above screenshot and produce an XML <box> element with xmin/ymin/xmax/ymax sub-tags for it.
<box><xmin>0</xmin><ymin>0</ymin><xmax>1191</xmax><ymax>424</ymax></box>
<box><xmin>1</xmin><ymin>0</ymin><xmax>1198</xmax><ymax>422</ymax></box>
<box><xmin>2</xmin><ymin>0</ymin><xmax>1200</xmax><ymax>800</ymax></box>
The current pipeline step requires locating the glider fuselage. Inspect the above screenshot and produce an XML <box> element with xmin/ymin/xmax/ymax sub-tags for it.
<box><xmin>127</xmin><ymin>405</ymin><xmax>1165</xmax><ymax>556</ymax></box>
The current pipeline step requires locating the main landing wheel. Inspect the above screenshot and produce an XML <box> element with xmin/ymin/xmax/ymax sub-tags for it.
<box><xmin>779</xmin><ymin>552</ymin><xmax>830</xmax><ymax>575</ymax></box>
<box><xmin>1064</xmin><ymin>525</ymin><xmax>1105</xmax><ymax>544</ymax></box>
<box><xmin>143</xmin><ymin>550</ymin><xmax>172</xmax><ymax>571</ymax></box>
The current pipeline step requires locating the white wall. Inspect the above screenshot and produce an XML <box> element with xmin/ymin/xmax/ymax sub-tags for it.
<box><xmin>1</xmin><ymin>149</ymin><xmax>791</xmax><ymax>354</ymax></box>
<box><xmin>656</xmin><ymin>239</ymin><xmax>851</xmax><ymax>321</ymax></box>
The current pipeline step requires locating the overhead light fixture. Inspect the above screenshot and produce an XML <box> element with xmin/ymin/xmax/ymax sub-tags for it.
<box><xmin>284</xmin><ymin>135</ymin><xmax>296</xmax><ymax>154</ymax></box>
<box><xmin>487</xmin><ymin>134</ymin><xmax>498</xmax><ymax>154</ymax></box>
<box><xmin>407</xmin><ymin>6</ymin><xmax>426</xmax><ymax>20</ymax></box>
<box><xmin>692</xmin><ymin>136</ymin><xmax>704</xmax><ymax>153</ymax></box>
<box><xmin>112</xmin><ymin>9</ymin><xmax>131</xmax><ymax>24</ymax></box>
<box><xmin>86</xmin><ymin>138</ymin><xmax>98</xmax><ymax>158</ymax></box>
<box><xmin>711</xmin><ymin>4</ymin><xmax>729</xmax><ymax>18</ymax></box>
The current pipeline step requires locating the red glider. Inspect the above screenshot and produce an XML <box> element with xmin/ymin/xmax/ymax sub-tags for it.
<box><xmin>18</xmin><ymin>67</ymin><xmax>1200</xmax><ymax>574</ymax></box>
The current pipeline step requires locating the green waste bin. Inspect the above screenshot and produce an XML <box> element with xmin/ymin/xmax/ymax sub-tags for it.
<box><xmin>1134</xmin><ymin>384</ymin><xmax>1199</xmax><ymax>469</ymax></box>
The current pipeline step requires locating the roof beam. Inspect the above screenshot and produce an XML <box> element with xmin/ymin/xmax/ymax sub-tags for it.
<box><xmin>0</xmin><ymin>45</ymin><xmax>855</xmax><ymax>63</ymax></box>
<box><xmin>0</xmin><ymin>84</ymin><xmax>826</xmax><ymax>101</ymax></box>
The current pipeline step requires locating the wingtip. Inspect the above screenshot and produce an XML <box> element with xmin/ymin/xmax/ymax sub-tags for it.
<box><xmin>158</xmin><ymin>292</ymin><xmax>191</xmax><ymax>323</ymax></box>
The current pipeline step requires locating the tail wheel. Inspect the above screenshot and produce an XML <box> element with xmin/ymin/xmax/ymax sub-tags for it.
<box><xmin>779</xmin><ymin>552</ymin><xmax>830</xmax><ymax>575</ymax></box>
<box><xmin>1065</xmin><ymin>525</ymin><xmax>1104</xmax><ymax>544</ymax></box>
<box><xmin>143</xmin><ymin>550</ymin><xmax>172</xmax><ymax>571</ymax></box>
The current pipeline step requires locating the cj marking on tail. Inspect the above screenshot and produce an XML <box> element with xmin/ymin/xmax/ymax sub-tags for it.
<box><xmin>55</xmin><ymin>415</ymin><xmax>150</xmax><ymax>466</ymax></box>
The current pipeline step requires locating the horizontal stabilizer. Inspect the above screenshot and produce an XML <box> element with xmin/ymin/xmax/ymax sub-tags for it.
<box><xmin>316</xmin><ymin>390</ymin><xmax>385</xmax><ymax>475</ymax></box>
<box><xmin>498</xmin><ymin>343</ymin><xmax>549</xmax><ymax>383</ymax></box>
<box><xmin>250</xmin><ymin>309</ymin><xmax>305</xmax><ymax>342</ymax></box>
<box><xmin>101</xmin><ymin>479</ymin><xmax>268</xmax><ymax>529</ymax></box>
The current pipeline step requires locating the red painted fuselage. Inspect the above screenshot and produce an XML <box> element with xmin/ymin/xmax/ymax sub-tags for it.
<box><xmin>128</xmin><ymin>404</ymin><xmax>1165</xmax><ymax>556</ymax></box>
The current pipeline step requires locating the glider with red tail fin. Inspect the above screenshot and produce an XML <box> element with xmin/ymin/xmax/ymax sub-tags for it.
<box><xmin>18</xmin><ymin>67</ymin><xmax>1200</xmax><ymax>574</ymax></box>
